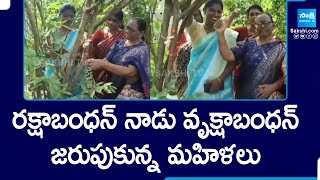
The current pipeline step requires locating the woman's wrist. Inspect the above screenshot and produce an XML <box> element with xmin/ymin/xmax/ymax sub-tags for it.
<box><xmin>104</xmin><ymin>60</ymin><xmax>109</xmax><ymax>70</ymax></box>
<box><xmin>218</xmin><ymin>30</ymin><xmax>225</xmax><ymax>35</ymax></box>
<box><xmin>272</xmin><ymin>80</ymin><xmax>283</xmax><ymax>91</ymax></box>
<box><xmin>217</xmin><ymin>77</ymin><xmax>222</xmax><ymax>85</ymax></box>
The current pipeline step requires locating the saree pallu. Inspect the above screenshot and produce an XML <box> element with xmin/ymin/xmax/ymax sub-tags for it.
<box><xmin>106</xmin><ymin>40</ymin><xmax>150</xmax><ymax>99</ymax></box>
<box><xmin>268</xmin><ymin>47</ymin><xmax>287</xmax><ymax>99</ymax></box>
<box><xmin>249</xmin><ymin>41</ymin><xmax>286</xmax><ymax>99</ymax></box>
<box><xmin>45</xmin><ymin>29</ymin><xmax>85</xmax><ymax>97</ymax></box>
<box><xmin>232</xmin><ymin>39</ymin><xmax>286</xmax><ymax>99</ymax></box>
<box><xmin>91</xmin><ymin>29</ymin><xmax>126</xmax><ymax>59</ymax></box>
<box><xmin>184</xmin><ymin>29</ymin><xmax>238</xmax><ymax>99</ymax></box>
<box><xmin>175</xmin><ymin>42</ymin><xmax>192</xmax><ymax>98</ymax></box>
<box><xmin>89</xmin><ymin>29</ymin><xmax>126</xmax><ymax>98</ymax></box>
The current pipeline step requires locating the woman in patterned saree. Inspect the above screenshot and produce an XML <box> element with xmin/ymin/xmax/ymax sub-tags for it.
<box><xmin>86</xmin><ymin>17</ymin><xmax>150</xmax><ymax>99</ymax></box>
<box><xmin>216</xmin><ymin>13</ymin><xmax>286</xmax><ymax>99</ymax></box>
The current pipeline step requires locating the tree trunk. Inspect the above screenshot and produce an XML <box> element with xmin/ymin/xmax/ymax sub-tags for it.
<box><xmin>25</xmin><ymin>1</ymin><xmax>41</xmax><ymax>55</ymax></box>
<box><xmin>155</xmin><ymin>0</ymin><xmax>172</xmax><ymax>91</ymax></box>
<box><xmin>161</xmin><ymin>0</ymin><xmax>207</xmax><ymax>89</ymax></box>
<box><xmin>163</xmin><ymin>0</ymin><xmax>180</xmax><ymax>86</ymax></box>
<box><xmin>87</xmin><ymin>3</ymin><xmax>99</xmax><ymax>37</ymax></box>
<box><xmin>149</xmin><ymin>0</ymin><xmax>158</xmax><ymax>62</ymax></box>
<box><xmin>70</xmin><ymin>0</ymin><xmax>93</xmax><ymax>61</ymax></box>
<box><xmin>25</xmin><ymin>1</ymin><xmax>44</xmax><ymax>98</ymax></box>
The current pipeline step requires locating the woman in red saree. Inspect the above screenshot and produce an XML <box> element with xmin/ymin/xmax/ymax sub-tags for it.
<box><xmin>90</xmin><ymin>10</ymin><xmax>126</xmax><ymax>59</ymax></box>
<box><xmin>84</xmin><ymin>10</ymin><xmax>126</xmax><ymax>98</ymax></box>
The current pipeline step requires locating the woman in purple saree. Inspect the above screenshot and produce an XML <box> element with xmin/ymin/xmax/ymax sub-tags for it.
<box><xmin>86</xmin><ymin>17</ymin><xmax>150</xmax><ymax>99</ymax></box>
<box><xmin>216</xmin><ymin>13</ymin><xmax>286</xmax><ymax>99</ymax></box>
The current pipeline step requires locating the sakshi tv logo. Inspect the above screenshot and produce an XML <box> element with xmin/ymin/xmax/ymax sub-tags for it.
<box><xmin>298</xmin><ymin>9</ymin><xmax>316</xmax><ymax>28</ymax></box>
<box><xmin>0</xmin><ymin>0</ymin><xmax>10</xmax><ymax>10</ymax></box>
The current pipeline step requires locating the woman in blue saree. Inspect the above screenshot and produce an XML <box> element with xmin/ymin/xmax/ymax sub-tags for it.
<box><xmin>45</xmin><ymin>3</ymin><xmax>83</xmax><ymax>96</ymax></box>
<box><xmin>215</xmin><ymin>13</ymin><xmax>286</xmax><ymax>99</ymax></box>
<box><xmin>86</xmin><ymin>17</ymin><xmax>150</xmax><ymax>99</ymax></box>
<box><xmin>183</xmin><ymin>0</ymin><xmax>238</xmax><ymax>99</ymax></box>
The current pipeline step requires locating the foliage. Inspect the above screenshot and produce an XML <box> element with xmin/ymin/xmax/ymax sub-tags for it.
<box><xmin>25</xmin><ymin>0</ymin><xmax>287</xmax><ymax>99</ymax></box>
<box><xmin>151</xmin><ymin>79</ymin><xmax>176</xmax><ymax>99</ymax></box>
<box><xmin>24</xmin><ymin>0</ymin><xmax>116</xmax><ymax>99</ymax></box>
<box><xmin>151</xmin><ymin>0</ymin><xmax>287</xmax><ymax>98</ymax></box>
<box><xmin>224</xmin><ymin>0</ymin><xmax>286</xmax><ymax>40</ymax></box>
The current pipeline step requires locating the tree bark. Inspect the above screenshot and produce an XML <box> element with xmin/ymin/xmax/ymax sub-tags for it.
<box><xmin>161</xmin><ymin>0</ymin><xmax>207</xmax><ymax>89</ymax></box>
<box><xmin>67</xmin><ymin>0</ymin><xmax>93</xmax><ymax>90</ymax></box>
<box><xmin>179</xmin><ymin>0</ymin><xmax>206</xmax><ymax>19</ymax></box>
<box><xmin>36</xmin><ymin>1</ymin><xmax>53</xmax><ymax>49</ymax></box>
<box><xmin>25</xmin><ymin>1</ymin><xmax>41</xmax><ymax>55</ymax></box>
<box><xmin>25</xmin><ymin>1</ymin><xmax>43</xmax><ymax>98</ymax></box>
<box><xmin>87</xmin><ymin>0</ymin><xmax>100</xmax><ymax>37</ymax></box>
<box><xmin>149</xmin><ymin>0</ymin><xmax>158</xmax><ymax>63</ymax></box>
<box><xmin>163</xmin><ymin>0</ymin><xmax>180</xmax><ymax>86</ymax></box>
<box><xmin>155</xmin><ymin>0</ymin><xmax>173</xmax><ymax>91</ymax></box>
<box><xmin>70</xmin><ymin>0</ymin><xmax>93</xmax><ymax>61</ymax></box>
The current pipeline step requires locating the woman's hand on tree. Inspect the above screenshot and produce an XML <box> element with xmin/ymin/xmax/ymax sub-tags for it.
<box><xmin>86</xmin><ymin>58</ymin><xmax>107</xmax><ymax>71</ymax></box>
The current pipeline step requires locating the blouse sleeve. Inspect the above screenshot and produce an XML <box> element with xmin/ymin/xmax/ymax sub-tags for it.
<box><xmin>230</xmin><ymin>39</ymin><xmax>249</xmax><ymax>63</ymax></box>
<box><xmin>106</xmin><ymin>41</ymin><xmax>118</xmax><ymax>62</ymax></box>
<box><xmin>186</xmin><ymin>19</ymin><xmax>202</xmax><ymax>43</ymax></box>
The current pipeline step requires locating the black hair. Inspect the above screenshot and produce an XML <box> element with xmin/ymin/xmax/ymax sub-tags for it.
<box><xmin>109</xmin><ymin>9</ymin><xmax>124</xmax><ymax>21</ymax></box>
<box><xmin>59</xmin><ymin>3</ymin><xmax>76</xmax><ymax>16</ymax></box>
<box><xmin>132</xmin><ymin>17</ymin><xmax>147</xmax><ymax>41</ymax></box>
<box><xmin>261</xmin><ymin>12</ymin><xmax>274</xmax><ymax>23</ymax></box>
<box><xmin>109</xmin><ymin>9</ymin><xmax>124</xmax><ymax>29</ymax></box>
<box><xmin>246</xmin><ymin>4</ymin><xmax>263</xmax><ymax>17</ymax></box>
<box><xmin>203</xmin><ymin>0</ymin><xmax>223</xmax><ymax>12</ymax></box>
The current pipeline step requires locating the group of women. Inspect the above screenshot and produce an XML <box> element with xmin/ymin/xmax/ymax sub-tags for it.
<box><xmin>46</xmin><ymin>3</ymin><xmax>150</xmax><ymax>99</ymax></box>
<box><xmin>174</xmin><ymin>0</ymin><xmax>286</xmax><ymax>99</ymax></box>
<box><xmin>45</xmin><ymin>0</ymin><xmax>286</xmax><ymax>100</ymax></box>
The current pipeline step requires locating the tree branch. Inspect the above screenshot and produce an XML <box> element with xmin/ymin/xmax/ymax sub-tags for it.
<box><xmin>93</xmin><ymin>0</ymin><xmax>132</xmax><ymax>31</ymax></box>
<box><xmin>36</xmin><ymin>1</ymin><xmax>45</xmax><ymax>30</ymax></box>
<box><xmin>163</xmin><ymin>0</ymin><xmax>180</xmax><ymax>86</ymax></box>
<box><xmin>70</xmin><ymin>0</ymin><xmax>93</xmax><ymax>61</ymax></box>
<box><xmin>179</xmin><ymin>0</ymin><xmax>206</xmax><ymax>20</ymax></box>
<box><xmin>179</xmin><ymin>0</ymin><xmax>192</xmax><ymax>12</ymax></box>
<box><xmin>25</xmin><ymin>1</ymin><xmax>41</xmax><ymax>55</ymax></box>
<box><xmin>86</xmin><ymin>1</ymin><xmax>101</xmax><ymax>12</ymax></box>
<box><xmin>155</xmin><ymin>0</ymin><xmax>173</xmax><ymax>90</ymax></box>
<box><xmin>87</xmin><ymin>0</ymin><xmax>100</xmax><ymax>37</ymax></box>
<box><xmin>177</xmin><ymin>15</ymin><xmax>189</xmax><ymax>43</ymax></box>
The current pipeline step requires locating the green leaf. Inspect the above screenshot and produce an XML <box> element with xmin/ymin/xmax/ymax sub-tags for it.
<box><xmin>95</xmin><ymin>86</ymin><xmax>103</xmax><ymax>93</ymax></box>
<box><xmin>151</xmin><ymin>85</ymin><xmax>159</xmax><ymax>96</ymax></box>
<box><xmin>90</xmin><ymin>89</ymin><xmax>96</xmax><ymax>98</ymax></box>
<box><xmin>96</xmin><ymin>82</ymin><xmax>104</xmax><ymax>86</ymax></box>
